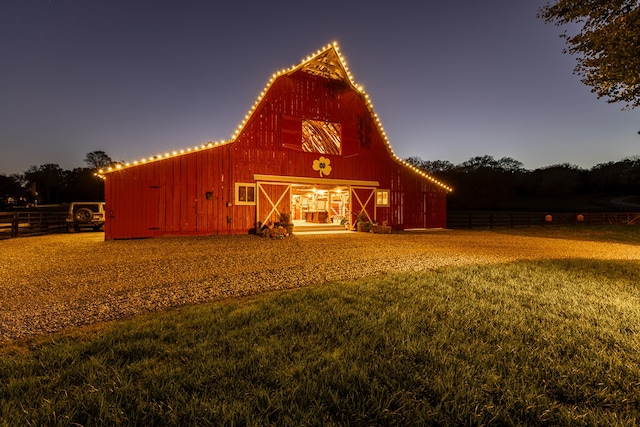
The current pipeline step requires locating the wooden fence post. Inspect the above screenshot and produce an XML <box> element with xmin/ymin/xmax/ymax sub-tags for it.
<box><xmin>11</xmin><ymin>213</ymin><xmax>19</xmax><ymax>238</ymax></box>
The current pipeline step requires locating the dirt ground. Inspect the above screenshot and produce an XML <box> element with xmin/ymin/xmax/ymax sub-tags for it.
<box><xmin>2</xmin><ymin>230</ymin><xmax>639</xmax><ymax>343</ymax></box>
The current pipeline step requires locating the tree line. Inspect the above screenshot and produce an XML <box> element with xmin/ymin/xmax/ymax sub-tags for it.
<box><xmin>407</xmin><ymin>155</ymin><xmax>640</xmax><ymax>211</ymax></box>
<box><xmin>0</xmin><ymin>151</ymin><xmax>114</xmax><ymax>208</ymax></box>
<box><xmin>1</xmin><ymin>150</ymin><xmax>638</xmax><ymax>211</ymax></box>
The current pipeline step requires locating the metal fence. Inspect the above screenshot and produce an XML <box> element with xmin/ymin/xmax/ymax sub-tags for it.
<box><xmin>0</xmin><ymin>212</ymin><xmax>68</xmax><ymax>239</ymax></box>
<box><xmin>447</xmin><ymin>211</ymin><xmax>640</xmax><ymax>229</ymax></box>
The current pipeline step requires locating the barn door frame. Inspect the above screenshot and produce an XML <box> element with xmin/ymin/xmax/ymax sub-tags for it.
<box><xmin>253</xmin><ymin>174</ymin><xmax>380</xmax><ymax>232</ymax></box>
<box><xmin>350</xmin><ymin>186</ymin><xmax>376</xmax><ymax>227</ymax></box>
<box><xmin>256</xmin><ymin>182</ymin><xmax>292</xmax><ymax>228</ymax></box>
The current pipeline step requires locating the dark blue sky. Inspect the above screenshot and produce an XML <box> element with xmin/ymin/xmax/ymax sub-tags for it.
<box><xmin>1</xmin><ymin>0</ymin><xmax>638</xmax><ymax>175</ymax></box>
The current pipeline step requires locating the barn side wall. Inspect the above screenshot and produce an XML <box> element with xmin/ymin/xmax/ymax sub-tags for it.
<box><xmin>105</xmin><ymin>144</ymin><xmax>242</xmax><ymax>239</ymax></box>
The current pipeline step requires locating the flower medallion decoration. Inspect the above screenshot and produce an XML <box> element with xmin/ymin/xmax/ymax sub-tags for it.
<box><xmin>312</xmin><ymin>156</ymin><xmax>332</xmax><ymax>177</ymax></box>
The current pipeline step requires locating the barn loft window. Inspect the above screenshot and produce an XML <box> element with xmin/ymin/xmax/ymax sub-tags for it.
<box><xmin>302</xmin><ymin>119</ymin><xmax>341</xmax><ymax>155</ymax></box>
<box><xmin>376</xmin><ymin>189</ymin><xmax>390</xmax><ymax>207</ymax></box>
<box><xmin>235</xmin><ymin>183</ymin><xmax>256</xmax><ymax>205</ymax></box>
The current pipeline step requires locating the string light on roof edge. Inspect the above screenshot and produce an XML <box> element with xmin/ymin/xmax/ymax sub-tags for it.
<box><xmin>100</xmin><ymin>41</ymin><xmax>451</xmax><ymax>192</ymax></box>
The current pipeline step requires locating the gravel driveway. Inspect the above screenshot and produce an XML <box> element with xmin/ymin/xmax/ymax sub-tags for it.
<box><xmin>2</xmin><ymin>230</ymin><xmax>640</xmax><ymax>343</ymax></box>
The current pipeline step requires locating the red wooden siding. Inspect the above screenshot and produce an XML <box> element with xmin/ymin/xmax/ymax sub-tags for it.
<box><xmin>103</xmin><ymin>45</ymin><xmax>448</xmax><ymax>239</ymax></box>
<box><xmin>105</xmin><ymin>144</ymin><xmax>241</xmax><ymax>238</ymax></box>
<box><xmin>232</xmin><ymin>72</ymin><xmax>404</xmax><ymax>185</ymax></box>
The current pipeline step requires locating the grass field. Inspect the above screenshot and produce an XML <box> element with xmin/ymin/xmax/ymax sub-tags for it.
<box><xmin>1</xmin><ymin>228</ymin><xmax>640</xmax><ymax>425</ymax></box>
<box><xmin>491</xmin><ymin>224</ymin><xmax>640</xmax><ymax>246</ymax></box>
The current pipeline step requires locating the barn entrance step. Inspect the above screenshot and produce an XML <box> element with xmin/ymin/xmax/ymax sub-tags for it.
<box><xmin>293</xmin><ymin>223</ymin><xmax>351</xmax><ymax>234</ymax></box>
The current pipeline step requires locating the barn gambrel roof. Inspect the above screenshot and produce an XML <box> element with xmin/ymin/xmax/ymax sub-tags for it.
<box><xmin>99</xmin><ymin>42</ymin><xmax>451</xmax><ymax>192</ymax></box>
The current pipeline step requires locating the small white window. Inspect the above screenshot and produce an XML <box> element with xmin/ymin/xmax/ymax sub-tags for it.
<box><xmin>235</xmin><ymin>183</ymin><xmax>256</xmax><ymax>205</ymax></box>
<box><xmin>376</xmin><ymin>189</ymin><xmax>390</xmax><ymax>207</ymax></box>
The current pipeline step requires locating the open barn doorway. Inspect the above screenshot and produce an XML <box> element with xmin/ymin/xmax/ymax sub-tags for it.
<box><xmin>290</xmin><ymin>184</ymin><xmax>351</xmax><ymax>232</ymax></box>
<box><xmin>254</xmin><ymin>175</ymin><xmax>379</xmax><ymax>234</ymax></box>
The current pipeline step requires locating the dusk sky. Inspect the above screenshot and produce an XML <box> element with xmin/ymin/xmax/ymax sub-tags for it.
<box><xmin>1</xmin><ymin>0</ymin><xmax>638</xmax><ymax>176</ymax></box>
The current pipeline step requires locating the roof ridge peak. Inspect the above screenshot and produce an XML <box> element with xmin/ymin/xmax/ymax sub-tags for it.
<box><xmin>292</xmin><ymin>42</ymin><xmax>355</xmax><ymax>85</ymax></box>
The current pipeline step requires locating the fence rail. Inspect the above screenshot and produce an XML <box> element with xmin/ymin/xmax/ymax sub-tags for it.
<box><xmin>447</xmin><ymin>211</ymin><xmax>640</xmax><ymax>229</ymax></box>
<box><xmin>0</xmin><ymin>212</ymin><xmax>68</xmax><ymax>239</ymax></box>
<box><xmin>2</xmin><ymin>210</ymin><xmax>639</xmax><ymax>239</ymax></box>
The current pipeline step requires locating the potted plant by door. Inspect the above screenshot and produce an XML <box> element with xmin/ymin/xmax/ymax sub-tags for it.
<box><xmin>355</xmin><ymin>211</ymin><xmax>371</xmax><ymax>232</ymax></box>
<box><xmin>371</xmin><ymin>220</ymin><xmax>392</xmax><ymax>234</ymax></box>
<box><xmin>279</xmin><ymin>213</ymin><xmax>294</xmax><ymax>236</ymax></box>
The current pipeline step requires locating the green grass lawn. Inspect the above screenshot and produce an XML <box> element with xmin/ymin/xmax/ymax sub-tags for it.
<box><xmin>490</xmin><ymin>224</ymin><xmax>640</xmax><ymax>245</ymax></box>
<box><xmin>2</xmin><ymin>231</ymin><xmax>640</xmax><ymax>425</ymax></box>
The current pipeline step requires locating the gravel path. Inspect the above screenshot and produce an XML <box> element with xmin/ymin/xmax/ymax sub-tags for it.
<box><xmin>2</xmin><ymin>230</ymin><xmax>640</xmax><ymax>343</ymax></box>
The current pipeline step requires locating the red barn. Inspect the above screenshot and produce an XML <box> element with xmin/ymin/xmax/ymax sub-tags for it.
<box><xmin>101</xmin><ymin>43</ymin><xmax>451</xmax><ymax>239</ymax></box>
